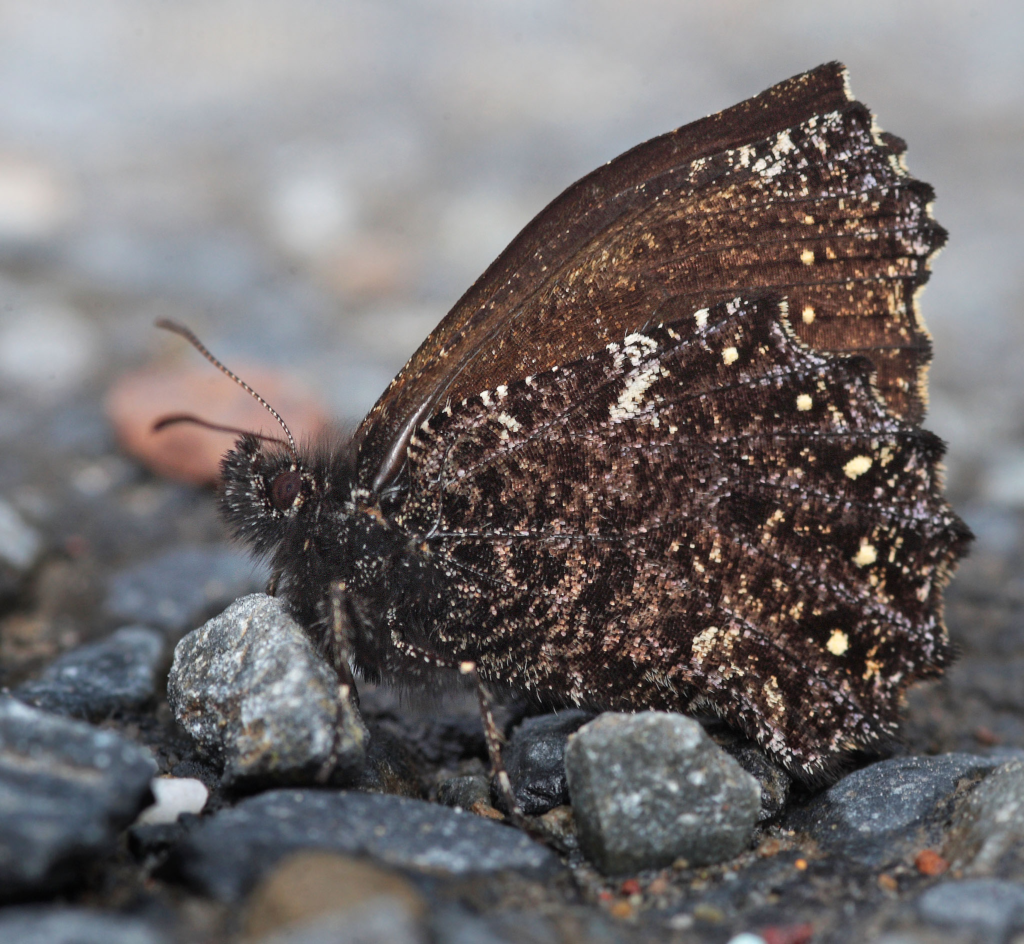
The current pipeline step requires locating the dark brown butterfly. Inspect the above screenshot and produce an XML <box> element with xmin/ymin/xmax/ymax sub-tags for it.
<box><xmin>170</xmin><ymin>62</ymin><xmax>970</xmax><ymax>781</ymax></box>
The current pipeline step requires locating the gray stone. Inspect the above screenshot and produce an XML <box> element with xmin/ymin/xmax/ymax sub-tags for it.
<box><xmin>783</xmin><ymin>753</ymin><xmax>999</xmax><ymax>866</ymax></box>
<box><xmin>564</xmin><ymin>712</ymin><xmax>761</xmax><ymax>874</ymax></box>
<box><xmin>0</xmin><ymin>907</ymin><xmax>169</xmax><ymax>944</ymax></box>
<box><xmin>165</xmin><ymin>788</ymin><xmax>559</xmax><ymax>900</ymax></box>
<box><xmin>168</xmin><ymin>594</ymin><xmax>366</xmax><ymax>788</ymax></box>
<box><xmin>0</xmin><ymin>696</ymin><xmax>157</xmax><ymax>898</ymax></box>
<box><xmin>13</xmin><ymin>626</ymin><xmax>164</xmax><ymax>720</ymax></box>
<box><xmin>946</xmin><ymin>759</ymin><xmax>1024</xmax><ymax>874</ymax></box>
<box><xmin>917</xmin><ymin>879</ymin><xmax>1024</xmax><ymax>937</ymax></box>
<box><xmin>104</xmin><ymin>544</ymin><xmax>268</xmax><ymax>638</ymax></box>
<box><xmin>504</xmin><ymin>710</ymin><xmax>592</xmax><ymax>815</ymax></box>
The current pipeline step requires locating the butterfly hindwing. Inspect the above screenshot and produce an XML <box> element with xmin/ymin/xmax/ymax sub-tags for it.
<box><xmin>394</xmin><ymin>294</ymin><xmax>967</xmax><ymax>776</ymax></box>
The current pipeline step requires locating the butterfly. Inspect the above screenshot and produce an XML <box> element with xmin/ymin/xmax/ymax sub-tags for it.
<box><xmin>165</xmin><ymin>62</ymin><xmax>970</xmax><ymax>782</ymax></box>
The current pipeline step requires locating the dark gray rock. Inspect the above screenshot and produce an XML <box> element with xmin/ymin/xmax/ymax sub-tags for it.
<box><xmin>168</xmin><ymin>594</ymin><xmax>366</xmax><ymax>788</ymax></box>
<box><xmin>0</xmin><ymin>497</ymin><xmax>43</xmax><ymax>599</ymax></box>
<box><xmin>917</xmin><ymin>879</ymin><xmax>1024</xmax><ymax>937</ymax></box>
<box><xmin>104</xmin><ymin>544</ymin><xmax>268</xmax><ymax>638</ymax></box>
<box><xmin>720</xmin><ymin>740</ymin><xmax>791</xmax><ymax>821</ymax></box>
<box><xmin>356</xmin><ymin>726</ymin><xmax>426</xmax><ymax>798</ymax></box>
<box><xmin>504</xmin><ymin>710</ymin><xmax>591</xmax><ymax>815</ymax></box>
<box><xmin>13</xmin><ymin>626</ymin><xmax>164</xmax><ymax>720</ymax></box>
<box><xmin>437</xmin><ymin>774</ymin><xmax>492</xmax><ymax>811</ymax></box>
<box><xmin>164</xmin><ymin>788</ymin><xmax>559</xmax><ymax>900</ymax></box>
<box><xmin>946</xmin><ymin>759</ymin><xmax>1024</xmax><ymax>874</ymax></box>
<box><xmin>783</xmin><ymin>753</ymin><xmax>999</xmax><ymax>866</ymax></box>
<box><xmin>565</xmin><ymin>712</ymin><xmax>760</xmax><ymax>874</ymax></box>
<box><xmin>0</xmin><ymin>907</ymin><xmax>169</xmax><ymax>944</ymax></box>
<box><xmin>0</xmin><ymin>696</ymin><xmax>157</xmax><ymax>898</ymax></box>
<box><xmin>949</xmin><ymin>657</ymin><xmax>1024</xmax><ymax>713</ymax></box>
<box><xmin>430</xmin><ymin>905</ymin><xmax>625</xmax><ymax>944</ymax></box>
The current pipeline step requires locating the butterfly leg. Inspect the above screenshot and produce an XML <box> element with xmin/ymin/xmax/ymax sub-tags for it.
<box><xmin>266</xmin><ymin>569</ymin><xmax>281</xmax><ymax>596</ymax></box>
<box><xmin>316</xmin><ymin>580</ymin><xmax>362</xmax><ymax>784</ymax></box>
<box><xmin>457</xmin><ymin>660</ymin><xmax>524</xmax><ymax>825</ymax></box>
<box><xmin>385</xmin><ymin>633</ymin><xmax>567</xmax><ymax>848</ymax></box>
<box><xmin>327</xmin><ymin>580</ymin><xmax>358</xmax><ymax>699</ymax></box>
<box><xmin>385</xmin><ymin>632</ymin><xmax>526</xmax><ymax>822</ymax></box>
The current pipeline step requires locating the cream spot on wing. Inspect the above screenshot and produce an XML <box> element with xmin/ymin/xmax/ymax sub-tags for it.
<box><xmin>495</xmin><ymin>412</ymin><xmax>521</xmax><ymax>433</ymax></box>
<box><xmin>694</xmin><ymin>308</ymin><xmax>709</xmax><ymax>329</ymax></box>
<box><xmin>854</xmin><ymin>542</ymin><xmax>878</xmax><ymax>567</ymax></box>
<box><xmin>722</xmin><ymin>346</ymin><xmax>739</xmax><ymax>366</ymax></box>
<box><xmin>827</xmin><ymin>629</ymin><xmax>849</xmax><ymax>656</ymax></box>
<box><xmin>800</xmin><ymin>248</ymin><xmax>815</xmax><ymax>265</ymax></box>
<box><xmin>844</xmin><ymin>455</ymin><xmax>873</xmax><ymax>479</ymax></box>
<box><xmin>804</xmin><ymin>214</ymin><xmax>815</xmax><ymax>224</ymax></box>
<box><xmin>609</xmin><ymin>365</ymin><xmax>660</xmax><ymax>421</ymax></box>
<box><xmin>495</xmin><ymin>384</ymin><xmax>508</xmax><ymax>399</ymax></box>
<box><xmin>796</xmin><ymin>393</ymin><xmax>812</xmax><ymax>411</ymax></box>
<box><xmin>763</xmin><ymin>675</ymin><xmax>784</xmax><ymax>711</ymax></box>
<box><xmin>479</xmin><ymin>390</ymin><xmax>493</xmax><ymax>407</ymax></box>
<box><xmin>802</xmin><ymin>305</ymin><xmax>816</xmax><ymax>325</ymax></box>
<box><xmin>690</xmin><ymin>626</ymin><xmax>719</xmax><ymax>662</ymax></box>
<box><xmin>863</xmin><ymin>659</ymin><xmax>883</xmax><ymax>681</ymax></box>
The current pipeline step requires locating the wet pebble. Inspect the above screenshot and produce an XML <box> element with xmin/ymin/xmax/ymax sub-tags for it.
<box><xmin>13</xmin><ymin>625</ymin><xmax>164</xmax><ymax>720</ymax></box>
<box><xmin>565</xmin><ymin>711</ymin><xmax>761</xmax><ymax>874</ymax></box>
<box><xmin>945</xmin><ymin>758</ymin><xmax>1024</xmax><ymax>874</ymax></box>
<box><xmin>783</xmin><ymin>753</ymin><xmax>999</xmax><ymax>866</ymax></box>
<box><xmin>104</xmin><ymin>543</ymin><xmax>268</xmax><ymax>638</ymax></box>
<box><xmin>164</xmin><ymin>788</ymin><xmax>559</xmax><ymax>900</ymax></box>
<box><xmin>252</xmin><ymin>904</ymin><xmax>425</xmax><ymax>944</ymax></box>
<box><xmin>917</xmin><ymin>878</ymin><xmax>1024</xmax><ymax>937</ymax></box>
<box><xmin>0</xmin><ymin>496</ymin><xmax>43</xmax><ymax>598</ymax></box>
<box><xmin>0</xmin><ymin>906</ymin><xmax>169</xmax><ymax>944</ymax></box>
<box><xmin>0</xmin><ymin>696</ymin><xmax>156</xmax><ymax>899</ymax></box>
<box><xmin>167</xmin><ymin>593</ymin><xmax>366</xmax><ymax>789</ymax></box>
<box><xmin>503</xmin><ymin>709</ymin><xmax>592</xmax><ymax>815</ymax></box>
<box><xmin>243</xmin><ymin>851</ymin><xmax>425</xmax><ymax>942</ymax></box>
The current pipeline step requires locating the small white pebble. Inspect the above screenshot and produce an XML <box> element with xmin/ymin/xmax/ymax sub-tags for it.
<box><xmin>135</xmin><ymin>776</ymin><xmax>209</xmax><ymax>825</ymax></box>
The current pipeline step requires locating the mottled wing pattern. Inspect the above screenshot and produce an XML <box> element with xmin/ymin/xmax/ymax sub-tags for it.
<box><xmin>394</xmin><ymin>295</ymin><xmax>968</xmax><ymax>777</ymax></box>
<box><xmin>358</xmin><ymin>63</ymin><xmax>942</xmax><ymax>488</ymax></box>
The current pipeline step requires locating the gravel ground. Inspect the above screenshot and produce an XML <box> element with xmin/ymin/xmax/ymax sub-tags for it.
<box><xmin>0</xmin><ymin>4</ymin><xmax>1022</xmax><ymax>943</ymax></box>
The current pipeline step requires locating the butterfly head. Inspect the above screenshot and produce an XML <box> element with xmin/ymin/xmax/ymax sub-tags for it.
<box><xmin>219</xmin><ymin>434</ymin><xmax>319</xmax><ymax>557</ymax></box>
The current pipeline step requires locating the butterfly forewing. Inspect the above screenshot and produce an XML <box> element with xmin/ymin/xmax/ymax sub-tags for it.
<box><xmin>393</xmin><ymin>295</ymin><xmax>966</xmax><ymax>776</ymax></box>
<box><xmin>357</xmin><ymin>62</ymin><xmax>942</xmax><ymax>489</ymax></box>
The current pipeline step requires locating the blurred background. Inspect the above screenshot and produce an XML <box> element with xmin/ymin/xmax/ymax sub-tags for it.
<box><xmin>0</xmin><ymin>0</ymin><xmax>1021</xmax><ymax>607</ymax></box>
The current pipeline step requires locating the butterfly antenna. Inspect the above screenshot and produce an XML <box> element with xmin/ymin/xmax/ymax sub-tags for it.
<box><xmin>155</xmin><ymin>319</ymin><xmax>299</xmax><ymax>464</ymax></box>
<box><xmin>152</xmin><ymin>413</ymin><xmax>293</xmax><ymax>451</ymax></box>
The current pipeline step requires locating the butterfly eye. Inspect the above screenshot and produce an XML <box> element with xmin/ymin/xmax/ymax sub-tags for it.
<box><xmin>270</xmin><ymin>470</ymin><xmax>302</xmax><ymax>511</ymax></box>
